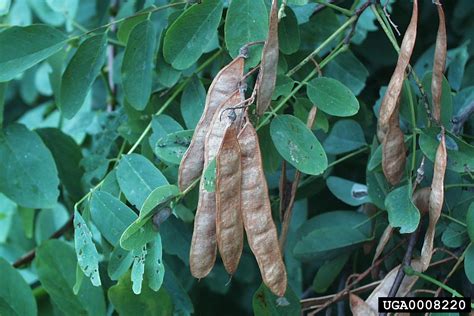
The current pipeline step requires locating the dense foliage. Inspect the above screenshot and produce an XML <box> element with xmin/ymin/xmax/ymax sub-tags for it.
<box><xmin>0</xmin><ymin>0</ymin><xmax>473</xmax><ymax>315</ymax></box>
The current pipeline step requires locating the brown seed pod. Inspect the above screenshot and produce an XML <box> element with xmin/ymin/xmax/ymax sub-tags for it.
<box><xmin>421</xmin><ymin>130</ymin><xmax>447</xmax><ymax>271</ymax></box>
<box><xmin>431</xmin><ymin>1</ymin><xmax>447</xmax><ymax>123</ymax></box>
<box><xmin>216</xmin><ymin>127</ymin><xmax>243</xmax><ymax>275</ymax></box>
<box><xmin>412</xmin><ymin>187</ymin><xmax>431</xmax><ymax>216</ymax></box>
<box><xmin>377</xmin><ymin>0</ymin><xmax>418</xmax><ymax>142</ymax></box>
<box><xmin>189</xmin><ymin>91</ymin><xmax>243</xmax><ymax>278</ymax></box>
<box><xmin>382</xmin><ymin>114</ymin><xmax>406</xmax><ymax>185</ymax></box>
<box><xmin>256</xmin><ymin>0</ymin><xmax>279</xmax><ymax>116</ymax></box>
<box><xmin>178</xmin><ymin>56</ymin><xmax>244</xmax><ymax>191</ymax></box>
<box><xmin>238</xmin><ymin>122</ymin><xmax>287</xmax><ymax>297</ymax></box>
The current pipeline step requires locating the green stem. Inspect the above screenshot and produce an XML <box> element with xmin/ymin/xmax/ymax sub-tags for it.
<box><xmin>404</xmin><ymin>266</ymin><xmax>474</xmax><ymax>309</ymax></box>
<box><xmin>257</xmin><ymin>42</ymin><xmax>347</xmax><ymax>130</ymax></box>
<box><xmin>406</xmin><ymin>80</ymin><xmax>417</xmax><ymax>173</ymax></box>
<box><xmin>286</xmin><ymin>15</ymin><xmax>357</xmax><ymax>77</ymax></box>
<box><xmin>445</xmin><ymin>183</ymin><xmax>474</xmax><ymax>189</ymax></box>
<box><xmin>72</xmin><ymin>20</ymin><xmax>124</xmax><ymax>47</ymax></box>
<box><xmin>127</xmin><ymin>48</ymin><xmax>222</xmax><ymax>154</ymax></box>
<box><xmin>314</xmin><ymin>0</ymin><xmax>352</xmax><ymax>16</ymax></box>
<box><xmin>327</xmin><ymin>146</ymin><xmax>369</xmax><ymax>169</ymax></box>
<box><xmin>441</xmin><ymin>213</ymin><xmax>467</xmax><ymax>227</ymax></box>
<box><xmin>371</xmin><ymin>4</ymin><xmax>400</xmax><ymax>53</ymax></box>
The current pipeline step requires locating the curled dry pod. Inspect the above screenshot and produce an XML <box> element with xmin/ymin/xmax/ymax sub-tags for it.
<box><xmin>238</xmin><ymin>122</ymin><xmax>287</xmax><ymax>297</ymax></box>
<box><xmin>178</xmin><ymin>56</ymin><xmax>244</xmax><ymax>191</ymax></box>
<box><xmin>412</xmin><ymin>187</ymin><xmax>430</xmax><ymax>215</ymax></box>
<box><xmin>382</xmin><ymin>114</ymin><xmax>406</xmax><ymax>185</ymax></box>
<box><xmin>420</xmin><ymin>130</ymin><xmax>447</xmax><ymax>271</ymax></box>
<box><xmin>377</xmin><ymin>0</ymin><xmax>418</xmax><ymax>142</ymax></box>
<box><xmin>256</xmin><ymin>0</ymin><xmax>279</xmax><ymax>116</ymax></box>
<box><xmin>189</xmin><ymin>91</ymin><xmax>243</xmax><ymax>278</ymax></box>
<box><xmin>431</xmin><ymin>1</ymin><xmax>447</xmax><ymax>123</ymax></box>
<box><xmin>216</xmin><ymin>127</ymin><xmax>243</xmax><ymax>275</ymax></box>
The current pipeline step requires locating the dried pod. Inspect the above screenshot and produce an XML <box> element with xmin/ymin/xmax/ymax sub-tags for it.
<box><xmin>421</xmin><ymin>130</ymin><xmax>447</xmax><ymax>271</ymax></box>
<box><xmin>178</xmin><ymin>56</ymin><xmax>244</xmax><ymax>191</ymax></box>
<box><xmin>256</xmin><ymin>0</ymin><xmax>279</xmax><ymax>116</ymax></box>
<box><xmin>377</xmin><ymin>0</ymin><xmax>418</xmax><ymax>142</ymax></box>
<box><xmin>350</xmin><ymin>294</ymin><xmax>377</xmax><ymax>316</ymax></box>
<box><xmin>216</xmin><ymin>127</ymin><xmax>243</xmax><ymax>275</ymax></box>
<box><xmin>189</xmin><ymin>91</ymin><xmax>243</xmax><ymax>278</ymax></box>
<box><xmin>382</xmin><ymin>115</ymin><xmax>406</xmax><ymax>185</ymax></box>
<box><xmin>431</xmin><ymin>1</ymin><xmax>447</xmax><ymax>123</ymax></box>
<box><xmin>238</xmin><ymin>122</ymin><xmax>287</xmax><ymax>297</ymax></box>
<box><xmin>412</xmin><ymin>187</ymin><xmax>431</xmax><ymax>215</ymax></box>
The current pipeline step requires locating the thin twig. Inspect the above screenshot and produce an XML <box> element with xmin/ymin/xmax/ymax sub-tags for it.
<box><xmin>13</xmin><ymin>214</ymin><xmax>75</xmax><ymax>268</ymax></box>
<box><xmin>279</xmin><ymin>107</ymin><xmax>317</xmax><ymax>252</ymax></box>
<box><xmin>344</xmin><ymin>0</ymin><xmax>372</xmax><ymax>44</ymax></box>
<box><xmin>382</xmin><ymin>0</ymin><xmax>400</xmax><ymax>36</ymax></box>
<box><xmin>106</xmin><ymin>0</ymin><xmax>119</xmax><ymax>111</ymax></box>
<box><xmin>434</xmin><ymin>244</ymin><xmax>469</xmax><ymax>297</ymax></box>
<box><xmin>380</xmin><ymin>227</ymin><xmax>420</xmax><ymax>316</ymax></box>
<box><xmin>303</xmin><ymin>238</ymin><xmax>406</xmax><ymax>313</ymax></box>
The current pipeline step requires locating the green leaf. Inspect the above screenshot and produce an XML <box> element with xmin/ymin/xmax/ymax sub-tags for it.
<box><xmin>17</xmin><ymin>207</ymin><xmax>34</xmax><ymax>238</ymax></box>
<box><xmin>108</xmin><ymin>270</ymin><xmax>173</xmax><ymax>316</ymax></box>
<box><xmin>224</xmin><ymin>0</ymin><xmax>268</xmax><ymax>67</ymax></box>
<box><xmin>0</xmin><ymin>0</ymin><xmax>11</xmax><ymax>16</ymax></box>
<box><xmin>164</xmin><ymin>0</ymin><xmax>223</xmax><ymax>70</ymax></box>
<box><xmin>325</xmin><ymin>51</ymin><xmax>369</xmax><ymax>96</ymax></box>
<box><xmin>270</xmin><ymin>115</ymin><xmax>327</xmax><ymax>175</ymax></box>
<box><xmin>367</xmin><ymin>143</ymin><xmax>382</xmax><ymax>171</ymax></box>
<box><xmin>0</xmin><ymin>193</ymin><xmax>15</xmax><ymax>243</ymax></box>
<box><xmin>117</xmin><ymin>13</ymin><xmax>148</xmax><ymax>44</ymax></box>
<box><xmin>326</xmin><ymin>176</ymin><xmax>370</xmax><ymax>206</ymax></box>
<box><xmin>131</xmin><ymin>245</ymin><xmax>147</xmax><ymax>294</ymax></box>
<box><xmin>272</xmin><ymin>75</ymin><xmax>295</xmax><ymax>100</ymax></box>
<box><xmin>59</xmin><ymin>33</ymin><xmax>107</xmax><ymax>118</ymax></box>
<box><xmin>442</xmin><ymin>222</ymin><xmax>467</xmax><ymax>248</ymax></box>
<box><xmin>307</xmin><ymin>77</ymin><xmax>359</xmax><ymax>117</ymax></box>
<box><xmin>149</xmin><ymin>114</ymin><xmax>183</xmax><ymax>149</ymax></box>
<box><xmin>278</xmin><ymin>7</ymin><xmax>300</xmax><ymax>55</ymax></box>
<box><xmin>0</xmin><ymin>258</ymin><xmax>37</xmax><ymax>316</ymax></box>
<box><xmin>323</xmin><ymin>119</ymin><xmax>367</xmax><ymax>155</ymax></box>
<box><xmin>0</xmin><ymin>82</ymin><xmax>7</xmax><ymax>128</ymax></box>
<box><xmin>385</xmin><ymin>185</ymin><xmax>420</xmax><ymax>234</ymax></box>
<box><xmin>0</xmin><ymin>25</ymin><xmax>67</xmax><ymax>82</ymax></box>
<box><xmin>466</xmin><ymin>202</ymin><xmax>474</xmax><ymax>242</ymax></box>
<box><xmin>464</xmin><ymin>243</ymin><xmax>474</xmax><ymax>284</ymax></box>
<box><xmin>122</xmin><ymin>19</ymin><xmax>157</xmax><ymax>110</ymax></box>
<box><xmin>90</xmin><ymin>191</ymin><xmax>137</xmax><ymax>246</ymax></box>
<box><xmin>34</xmin><ymin>240</ymin><xmax>106</xmax><ymax>316</ymax></box>
<box><xmin>74</xmin><ymin>210</ymin><xmax>101</xmax><ymax>287</ymax></box>
<box><xmin>160</xmin><ymin>215</ymin><xmax>192</xmax><ymax>264</ymax></box>
<box><xmin>139</xmin><ymin>185</ymin><xmax>180</xmax><ymax>222</ymax></box>
<box><xmin>108</xmin><ymin>246</ymin><xmax>134</xmax><ymax>281</ymax></box>
<box><xmin>145</xmin><ymin>234</ymin><xmax>165</xmax><ymax>291</ymax></box>
<box><xmin>180</xmin><ymin>75</ymin><xmax>206</xmax><ymax>129</ymax></box>
<box><xmin>252</xmin><ymin>283</ymin><xmax>300</xmax><ymax>315</ymax></box>
<box><xmin>312</xmin><ymin>253</ymin><xmax>350</xmax><ymax>293</ymax></box>
<box><xmin>420</xmin><ymin>127</ymin><xmax>474</xmax><ymax>173</ymax></box>
<box><xmin>203</xmin><ymin>158</ymin><xmax>216</xmax><ymax>193</ymax></box>
<box><xmin>36</xmin><ymin>128</ymin><xmax>84</xmax><ymax>200</ymax></box>
<box><xmin>163</xmin><ymin>262</ymin><xmax>194</xmax><ymax>314</ymax></box>
<box><xmin>116</xmin><ymin>154</ymin><xmax>169</xmax><ymax>209</ymax></box>
<box><xmin>0</xmin><ymin>124</ymin><xmax>59</xmax><ymax>208</ymax></box>
<box><xmin>294</xmin><ymin>211</ymin><xmax>372</xmax><ymax>261</ymax></box>
<box><xmin>120</xmin><ymin>220</ymin><xmax>157</xmax><ymax>251</ymax></box>
<box><xmin>258</xmin><ymin>124</ymin><xmax>282</xmax><ymax>173</ymax></box>
<box><xmin>153</xmin><ymin>130</ymin><xmax>193</xmax><ymax>165</ymax></box>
